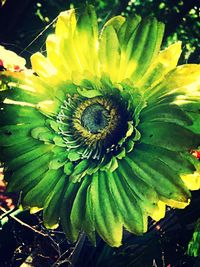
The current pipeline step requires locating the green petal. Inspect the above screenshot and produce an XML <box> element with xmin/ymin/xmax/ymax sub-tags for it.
<box><xmin>125</xmin><ymin>17</ymin><xmax>164</xmax><ymax>81</ymax></box>
<box><xmin>118</xmin><ymin>15</ymin><xmax>141</xmax><ymax>46</ymax></box>
<box><xmin>110</xmin><ymin>170</ymin><xmax>147</xmax><ymax>234</ymax></box>
<box><xmin>118</xmin><ymin>15</ymin><xmax>141</xmax><ymax>81</ymax></box>
<box><xmin>181</xmin><ymin>102</ymin><xmax>200</xmax><ymax>134</ymax></box>
<box><xmin>118</xmin><ymin>159</ymin><xmax>159</xmax><ymax>214</ymax></box>
<box><xmin>0</xmin><ymin>124</ymin><xmax>37</xmax><ymax>147</ymax></box>
<box><xmin>90</xmin><ymin>171</ymin><xmax>123</xmax><ymax>247</ymax></box>
<box><xmin>128</xmin><ymin>149</ymin><xmax>191</xmax><ymax>203</ymax></box>
<box><xmin>104</xmin><ymin>15</ymin><xmax>125</xmax><ymax>33</ymax></box>
<box><xmin>141</xmin><ymin>103</ymin><xmax>192</xmax><ymax>127</ymax></box>
<box><xmin>137</xmin><ymin>143</ymin><xmax>195</xmax><ymax>175</ymax></box>
<box><xmin>22</xmin><ymin>169</ymin><xmax>62</xmax><ymax>208</ymax></box>
<box><xmin>43</xmin><ymin>174</ymin><xmax>67</xmax><ymax>229</ymax></box>
<box><xmin>6</xmin><ymin>153</ymin><xmax>50</xmax><ymax>192</ymax></box>
<box><xmin>0</xmin><ymin>104</ymin><xmax>45</xmax><ymax>126</ymax></box>
<box><xmin>82</xmin><ymin>182</ymin><xmax>96</xmax><ymax>244</ymax></box>
<box><xmin>60</xmin><ymin>182</ymin><xmax>80</xmax><ymax>242</ymax></box>
<box><xmin>1</xmin><ymin>139</ymin><xmax>39</xmax><ymax>161</ymax></box>
<box><xmin>136</xmin><ymin>42</ymin><xmax>182</xmax><ymax>89</ymax></box>
<box><xmin>70</xmin><ymin>176</ymin><xmax>96</xmax><ymax>243</ymax></box>
<box><xmin>70</xmin><ymin>159</ymin><xmax>89</xmax><ymax>182</ymax></box>
<box><xmin>8</xmin><ymin>144</ymin><xmax>52</xmax><ymax>170</ymax></box>
<box><xmin>139</xmin><ymin>121</ymin><xmax>200</xmax><ymax>151</ymax></box>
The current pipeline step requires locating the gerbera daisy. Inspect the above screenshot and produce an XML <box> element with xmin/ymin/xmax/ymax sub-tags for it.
<box><xmin>0</xmin><ymin>5</ymin><xmax>200</xmax><ymax>247</ymax></box>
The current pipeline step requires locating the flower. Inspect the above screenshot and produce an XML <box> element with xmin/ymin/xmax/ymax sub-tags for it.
<box><xmin>0</xmin><ymin>45</ymin><xmax>26</xmax><ymax>72</ymax></box>
<box><xmin>0</xmin><ymin>6</ymin><xmax>200</xmax><ymax>247</ymax></box>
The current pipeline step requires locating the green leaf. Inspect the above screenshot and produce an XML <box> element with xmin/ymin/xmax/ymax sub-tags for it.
<box><xmin>187</xmin><ymin>218</ymin><xmax>200</xmax><ymax>257</ymax></box>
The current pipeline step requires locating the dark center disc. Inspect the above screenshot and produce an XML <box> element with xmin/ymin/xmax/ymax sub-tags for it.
<box><xmin>81</xmin><ymin>104</ymin><xmax>110</xmax><ymax>133</ymax></box>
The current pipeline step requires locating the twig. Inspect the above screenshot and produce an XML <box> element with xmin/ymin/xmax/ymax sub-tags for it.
<box><xmin>0</xmin><ymin>206</ymin><xmax>15</xmax><ymax>220</ymax></box>
<box><xmin>68</xmin><ymin>232</ymin><xmax>86</xmax><ymax>267</ymax></box>
<box><xmin>51</xmin><ymin>233</ymin><xmax>86</xmax><ymax>267</ymax></box>
<box><xmin>1</xmin><ymin>207</ymin><xmax>48</xmax><ymax>237</ymax></box>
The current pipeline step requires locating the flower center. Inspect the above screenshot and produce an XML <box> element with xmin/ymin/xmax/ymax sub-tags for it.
<box><xmin>57</xmin><ymin>95</ymin><xmax>130</xmax><ymax>160</ymax></box>
<box><xmin>72</xmin><ymin>97</ymin><xmax>121</xmax><ymax>145</ymax></box>
<box><xmin>81</xmin><ymin>104</ymin><xmax>109</xmax><ymax>134</ymax></box>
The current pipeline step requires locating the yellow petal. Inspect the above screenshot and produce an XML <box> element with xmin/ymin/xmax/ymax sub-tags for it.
<box><xmin>73</xmin><ymin>5</ymin><xmax>99</xmax><ymax>74</ymax></box>
<box><xmin>55</xmin><ymin>9</ymin><xmax>83</xmax><ymax>74</ymax></box>
<box><xmin>181</xmin><ymin>171</ymin><xmax>200</xmax><ymax>190</ymax></box>
<box><xmin>55</xmin><ymin>9</ymin><xmax>76</xmax><ymax>38</ymax></box>
<box><xmin>31</xmin><ymin>52</ymin><xmax>57</xmax><ymax>78</ymax></box>
<box><xmin>56</xmin><ymin>9</ymin><xmax>76</xmax><ymax>37</ymax></box>
<box><xmin>151</xmin><ymin>201</ymin><xmax>166</xmax><ymax>221</ymax></box>
<box><xmin>99</xmin><ymin>24</ymin><xmax>121</xmax><ymax>82</ymax></box>
<box><xmin>30</xmin><ymin>207</ymin><xmax>43</xmax><ymax>214</ymax></box>
<box><xmin>36</xmin><ymin>100</ymin><xmax>57</xmax><ymax>116</ymax></box>
<box><xmin>165</xmin><ymin>64</ymin><xmax>200</xmax><ymax>90</ymax></box>
<box><xmin>163</xmin><ymin>198</ymin><xmax>190</xmax><ymax>209</ymax></box>
<box><xmin>99</xmin><ymin>16</ymin><xmax>125</xmax><ymax>82</ymax></box>
<box><xmin>55</xmin><ymin>6</ymin><xmax>99</xmax><ymax>75</ymax></box>
<box><xmin>147</xmin><ymin>64</ymin><xmax>200</xmax><ymax>101</ymax></box>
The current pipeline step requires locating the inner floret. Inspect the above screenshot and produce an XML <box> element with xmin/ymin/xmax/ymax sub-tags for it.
<box><xmin>57</xmin><ymin>94</ymin><xmax>131</xmax><ymax>160</ymax></box>
<box><xmin>81</xmin><ymin>104</ymin><xmax>110</xmax><ymax>134</ymax></box>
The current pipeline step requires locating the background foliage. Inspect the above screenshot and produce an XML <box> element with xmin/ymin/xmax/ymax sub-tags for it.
<box><xmin>0</xmin><ymin>0</ymin><xmax>200</xmax><ymax>266</ymax></box>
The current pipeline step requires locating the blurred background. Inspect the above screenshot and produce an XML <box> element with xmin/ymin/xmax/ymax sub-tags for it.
<box><xmin>0</xmin><ymin>0</ymin><xmax>199</xmax><ymax>65</ymax></box>
<box><xmin>0</xmin><ymin>0</ymin><xmax>200</xmax><ymax>266</ymax></box>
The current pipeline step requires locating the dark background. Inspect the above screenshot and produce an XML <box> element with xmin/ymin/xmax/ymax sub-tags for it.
<box><xmin>0</xmin><ymin>0</ymin><xmax>200</xmax><ymax>266</ymax></box>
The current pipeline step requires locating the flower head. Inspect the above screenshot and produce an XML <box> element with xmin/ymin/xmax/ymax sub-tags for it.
<box><xmin>0</xmin><ymin>6</ymin><xmax>200</xmax><ymax>247</ymax></box>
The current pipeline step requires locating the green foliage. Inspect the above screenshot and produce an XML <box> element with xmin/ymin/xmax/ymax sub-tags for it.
<box><xmin>188</xmin><ymin>218</ymin><xmax>200</xmax><ymax>257</ymax></box>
